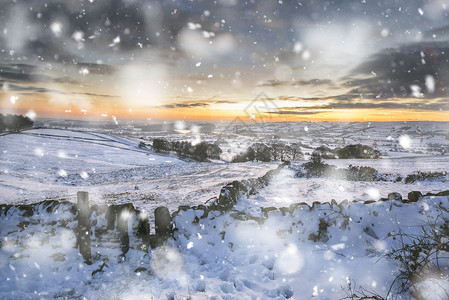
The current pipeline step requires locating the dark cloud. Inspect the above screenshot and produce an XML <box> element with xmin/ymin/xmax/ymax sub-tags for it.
<box><xmin>161</xmin><ymin>102</ymin><xmax>210</xmax><ymax>109</ymax></box>
<box><xmin>0</xmin><ymin>62</ymin><xmax>117</xmax><ymax>86</ymax></box>
<box><xmin>257</xmin><ymin>80</ymin><xmax>286</xmax><ymax>87</ymax></box>
<box><xmin>0</xmin><ymin>82</ymin><xmax>117</xmax><ymax>99</ymax></box>
<box><xmin>74</xmin><ymin>63</ymin><xmax>116</xmax><ymax>75</ymax></box>
<box><xmin>319</xmin><ymin>101</ymin><xmax>449</xmax><ymax>111</ymax></box>
<box><xmin>425</xmin><ymin>25</ymin><xmax>449</xmax><ymax>40</ymax></box>
<box><xmin>71</xmin><ymin>92</ymin><xmax>119</xmax><ymax>98</ymax></box>
<box><xmin>214</xmin><ymin>100</ymin><xmax>236</xmax><ymax>104</ymax></box>
<box><xmin>53</xmin><ymin>76</ymin><xmax>81</xmax><ymax>85</ymax></box>
<box><xmin>0</xmin><ymin>64</ymin><xmax>52</xmax><ymax>82</ymax></box>
<box><xmin>1</xmin><ymin>83</ymin><xmax>62</xmax><ymax>94</ymax></box>
<box><xmin>293</xmin><ymin>79</ymin><xmax>333</xmax><ymax>86</ymax></box>
<box><xmin>258</xmin><ymin>78</ymin><xmax>333</xmax><ymax>88</ymax></box>
<box><xmin>346</xmin><ymin>42</ymin><xmax>449</xmax><ymax>99</ymax></box>
<box><xmin>267</xmin><ymin>110</ymin><xmax>319</xmax><ymax>115</ymax></box>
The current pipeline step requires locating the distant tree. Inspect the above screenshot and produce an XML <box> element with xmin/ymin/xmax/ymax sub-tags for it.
<box><xmin>335</xmin><ymin>144</ymin><xmax>380</xmax><ymax>159</ymax></box>
<box><xmin>313</xmin><ymin>145</ymin><xmax>336</xmax><ymax>159</ymax></box>
<box><xmin>299</xmin><ymin>152</ymin><xmax>335</xmax><ymax>178</ymax></box>
<box><xmin>252</xmin><ymin>143</ymin><xmax>272</xmax><ymax>162</ymax></box>
<box><xmin>232</xmin><ymin>141</ymin><xmax>303</xmax><ymax>162</ymax></box>
<box><xmin>192</xmin><ymin>142</ymin><xmax>210</xmax><ymax>162</ymax></box>
<box><xmin>0</xmin><ymin>114</ymin><xmax>34</xmax><ymax>132</ymax></box>
<box><xmin>205</xmin><ymin>142</ymin><xmax>222</xmax><ymax>160</ymax></box>
<box><xmin>232</xmin><ymin>146</ymin><xmax>255</xmax><ymax>162</ymax></box>
<box><xmin>288</xmin><ymin>143</ymin><xmax>303</xmax><ymax>161</ymax></box>
<box><xmin>152</xmin><ymin>138</ymin><xmax>222</xmax><ymax>162</ymax></box>
<box><xmin>345</xmin><ymin>165</ymin><xmax>379</xmax><ymax>181</ymax></box>
<box><xmin>152</xmin><ymin>138</ymin><xmax>168</xmax><ymax>152</ymax></box>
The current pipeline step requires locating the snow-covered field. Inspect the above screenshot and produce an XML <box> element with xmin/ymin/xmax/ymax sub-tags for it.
<box><xmin>244</xmin><ymin>157</ymin><xmax>449</xmax><ymax>208</ymax></box>
<box><xmin>1</xmin><ymin>121</ymin><xmax>448</xmax><ymax>299</ymax></box>
<box><xmin>0</xmin><ymin>128</ymin><xmax>277</xmax><ymax>213</ymax></box>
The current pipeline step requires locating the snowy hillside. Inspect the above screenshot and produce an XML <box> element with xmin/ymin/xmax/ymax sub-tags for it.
<box><xmin>0</xmin><ymin>129</ymin><xmax>277</xmax><ymax>211</ymax></box>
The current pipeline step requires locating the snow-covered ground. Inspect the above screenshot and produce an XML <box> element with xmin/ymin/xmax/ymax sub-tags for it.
<box><xmin>1</xmin><ymin>122</ymin><xmax>448</xmax><ymax>299</ymax></box>
<box><xmin>243</xmin><ymin>157</ymin><xmax>449</xmax><ymax>208</ymax></box>
<box><xmin>38</xmin><ymin>119</ymin><xmax>449</xmax><ymax>158</ymax></box>
<box><xmin>1</xmin><ymin>195</ymin><xmax>448</xmax><ymax>299</ymax></box>
<box><xmin>0</xmin><ymin>129</ymin><xmax>277</xmax><ymax>213</ymax></box>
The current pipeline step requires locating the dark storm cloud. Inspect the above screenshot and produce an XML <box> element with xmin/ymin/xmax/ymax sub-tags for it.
<box><xmin>0</xmin><ymin>0</ymin><xmax>424</xmax><ymax>60</ymax></box>
<box><xmin>344</xmin><ymin>42</ymin><xmax>449</xmax><ymax>99</ymax></box>
<box><xmin>1</xmin><ymin>0</ymin><xmax>447</xmax><ymax>68</ymax></box>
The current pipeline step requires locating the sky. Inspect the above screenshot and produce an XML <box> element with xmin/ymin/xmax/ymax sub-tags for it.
<box><xmin>0</xmin><ymin>0</ymin><xmax>449</xmax><ymax>122</ymax></box>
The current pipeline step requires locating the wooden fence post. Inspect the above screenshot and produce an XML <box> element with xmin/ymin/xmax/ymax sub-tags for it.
<box><xmin>77</xmin><ymin>191</ymin><xmax>92</xmax><ymax>264</ymax></box>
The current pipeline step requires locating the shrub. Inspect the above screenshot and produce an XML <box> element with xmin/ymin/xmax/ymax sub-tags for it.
<box><xmin>343</xmin><ymin>210</ymin><xmax>449</xmax><ymax>299</ymax></box>
<box><xmin>313</xmin><ymin>145</ymin><xmax>336</xmax><ymax>159</ymax></box>
<box><xmin>345</xmin><ymin>165</ymin><xmax>379</xmax><ymax>181</ymax></box>
<box><xmin>252</xmin><ymin>143</ymin><xmax>272</xmax><ymax>162</ymax></box>
<box><xmin>232</xmin><ymin>146</ymin><xmax>255</xmax><ymax>162</ymax></box>
<box><xmin>404</xmin><ymin>171</ymin><xmax>448</xmax><ymax>184</ymax></box>
<box><xmin>386</xmin><ymin>213</ymin><xmax>449</xmax><ymax>298</ymax></box>
<box><xmin>297</xmin><ymin>153</ymin><xmax>336</xmax><ymax>178</ymax></box>
<box><xmin>336</xmin><ymin>144</ymin><xmax>380</xmax><ymax>159</ymax></box>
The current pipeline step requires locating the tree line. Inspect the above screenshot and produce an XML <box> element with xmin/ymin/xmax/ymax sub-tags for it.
<box><xmin>313</xmin><ymin>144</ymin><xmax>380</xmax><ymax>159</ymax></box>
<box><xmin>0</xmin><ymin>114</ymin><xmax>34</xmax><ymax>132</ymax></box>
<box><xmin>152</xmin><ymin>138</ymin><xmax>222</xmax><ymax>162</ymax></box>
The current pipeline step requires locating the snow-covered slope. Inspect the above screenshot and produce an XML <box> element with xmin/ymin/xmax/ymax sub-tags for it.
<box><xmin>0</xmin><ymin>129</ymin><xmax>277</xmax><ymax>212</ymax></box>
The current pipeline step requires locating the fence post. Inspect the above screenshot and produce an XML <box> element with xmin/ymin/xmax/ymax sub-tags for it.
<box><xmin>77</xmin><ymin>191</ymin><xmax>92</xmax><ymax>264</ymax></box>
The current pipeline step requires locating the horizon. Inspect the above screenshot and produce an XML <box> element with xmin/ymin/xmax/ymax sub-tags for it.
<box><xmin>32</xmin><ymin>115</ymin><xmax>449</xmax><ymax>124</ymax></box>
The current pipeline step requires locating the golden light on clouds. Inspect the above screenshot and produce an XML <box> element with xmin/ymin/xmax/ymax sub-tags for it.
<box><xmin>2</xmin><ymin>86</ymin><xmax>449</xmax><ymax>122</ymax></box>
